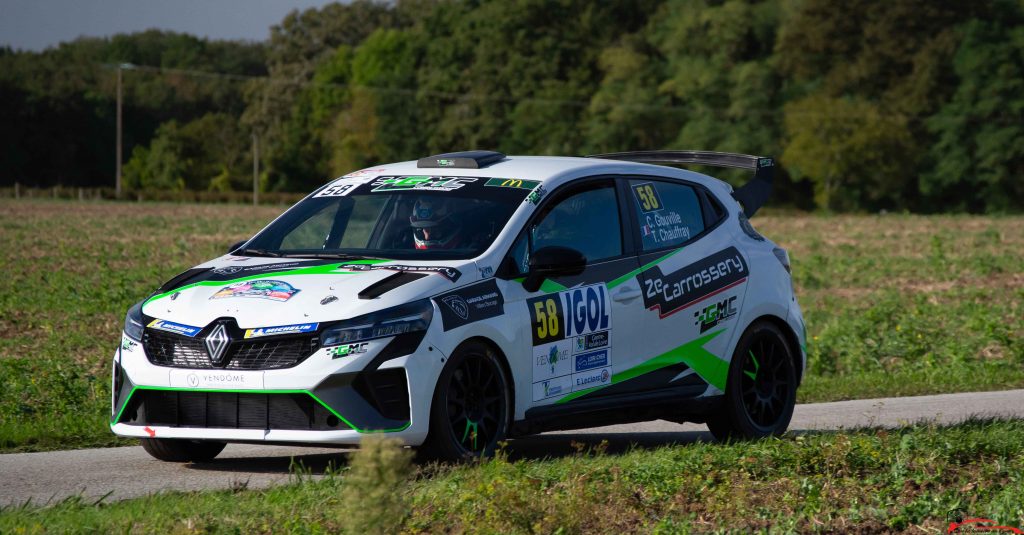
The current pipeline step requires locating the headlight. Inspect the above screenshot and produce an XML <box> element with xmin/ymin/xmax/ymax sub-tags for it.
<box><xmin>124</xmin><ymin>301</ymin><xmax>145</xmax><ymax>341</ymax></box>
<box><xmin>321</xmin><ymin>299</ymin><xmax>433</xmax><ymax>347</ymax></box>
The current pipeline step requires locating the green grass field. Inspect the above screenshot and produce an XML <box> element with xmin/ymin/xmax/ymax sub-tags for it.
<box><xmin>0</xmin><ymin>199</ymin><xmax>1022</xmax><ymax>452</ymax></box>
<box><xmin>2</xmin><ymin>420</ymin><xmax>1022</xmax><ymax>533</ymax></box>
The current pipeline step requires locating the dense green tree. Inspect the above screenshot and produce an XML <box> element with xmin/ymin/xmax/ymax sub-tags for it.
<box><xmin>3</xmin><ymin>0</ymin><xmax>1023</xmax><ymax>212</ymax></box>
<box><xmin>923</xmin><ymin>4</ymin><xmax>1024</xmax><ymax>212</ymax></box>
<box><xmin>782</xmin><ymin>95</ymin><xmax>914</xmax><ymax>210</ymax></box>
<box><xmin>123</xmin><ymin>113</ymin><xmax>250</xmax><ymax>191</ymax></box>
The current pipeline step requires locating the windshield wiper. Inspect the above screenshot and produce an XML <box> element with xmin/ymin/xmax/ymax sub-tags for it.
<box><xmin>238</xmin><ymin>248</ymin><xmax>282</xmax><ymax>257</ymax></box>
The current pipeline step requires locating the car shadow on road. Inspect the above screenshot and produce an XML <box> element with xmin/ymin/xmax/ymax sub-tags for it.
<box><xmin>183</xmin><ymin>430</ymin><xmax>718</xmax><ymax>475</ymax></box>
<box><xmin>185</xmin><ymin>450</ymin><xmax>354</xmax><ymax>476</ymax></box>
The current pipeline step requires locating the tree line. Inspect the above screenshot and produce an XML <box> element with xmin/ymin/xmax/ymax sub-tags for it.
<box><xmin>1</xmin><ymin>0</ymin><xmax>1021</xmax><ymax>212</ymax></box>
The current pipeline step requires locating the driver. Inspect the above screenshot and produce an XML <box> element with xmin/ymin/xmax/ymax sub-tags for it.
<box><xmin>410</xmin><ymin>197</ymin><xmax>464</xmax><ymax>250</ymax></box>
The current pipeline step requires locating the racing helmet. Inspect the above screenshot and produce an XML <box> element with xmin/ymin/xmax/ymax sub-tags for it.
<box><xmin>410</xmin><ymin>197</ymin><xmax>462</xmax><ymax>249</ymax></box>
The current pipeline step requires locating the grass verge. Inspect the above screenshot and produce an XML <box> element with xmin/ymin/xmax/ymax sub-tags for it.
<box><xmin>2</xmin><ymin>419</ymin><xmax>1023</xmax><ymax>533</ymax></box>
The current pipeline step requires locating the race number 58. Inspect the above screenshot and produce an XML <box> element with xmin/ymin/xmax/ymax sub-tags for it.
<box><xmin>632</xmin><ymin>183</ymin><xmax>662</xmax><ymax>212</ymax></box>
<box><xmin>533</xmin><ymin>299</ymin><xmax>559</xmax><ymax>339</ymax></box>
<box><xmin>528</xmin><ymin>295</ymin><xmax>564</xmax><ymax>346</ymax></box>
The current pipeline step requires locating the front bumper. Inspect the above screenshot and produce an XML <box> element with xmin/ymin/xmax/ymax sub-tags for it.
<box><xmin>111</xmin><ymin>330</ymin><xmax>446</xmax><ymax>446</ymax></box>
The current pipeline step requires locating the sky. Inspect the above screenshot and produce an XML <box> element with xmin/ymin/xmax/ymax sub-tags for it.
<box><xmin>0</xmin><ymin>0</ymin><xmax>341</xmax><ymax>51</ymax></box>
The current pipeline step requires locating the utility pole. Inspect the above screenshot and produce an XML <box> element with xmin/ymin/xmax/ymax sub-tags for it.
<box><xmin>115</xmin><ymin>63</ymin><xmax>134</xmax><ymax>199</ymax></box>
<box><xmin>116</xmin><ymin>66</ymin><xmax>122</xmax><ymax>198</ymax></box>
<box><xmin>252</xmin><ymin>133</ymin><xmax>259</xmax><ymax>206</ymax></box>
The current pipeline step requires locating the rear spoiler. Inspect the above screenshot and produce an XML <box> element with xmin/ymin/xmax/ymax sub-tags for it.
<box><xmin>586</xmin><ymin>150</ymin><xmax>774</xmax><ymax>217</ymax></box>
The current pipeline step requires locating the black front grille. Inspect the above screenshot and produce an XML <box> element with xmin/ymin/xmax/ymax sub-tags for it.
<box><xmin>143</xmin><ymin>328</ymin><xmax>318</xmax><ymax>370</ymax></box>
<box><xmin>119</xmin><ymin>390</ymin><xmax>349</xmax><ymax>431</ymax></box>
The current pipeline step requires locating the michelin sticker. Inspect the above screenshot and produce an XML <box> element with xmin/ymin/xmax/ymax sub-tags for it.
<box><xmin>147</xmin><ymin>319</ymin><xmax>202</xmax><ymax>337</ymax></box>
<box><xmin>243</xmin><ymin>322</ymin><xmax>319</xmax><ymax>339</ymax></box>
<box><xmin>527</xmin><ymin>283</ymin><xmax>613</xmax><ymax>400</ymax></box>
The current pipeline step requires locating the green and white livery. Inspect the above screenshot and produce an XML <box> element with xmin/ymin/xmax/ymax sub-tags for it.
<box><xmin>112</xmin><ymin>150</ymin><xmax>806</xmax><ymax>462</ymax></box>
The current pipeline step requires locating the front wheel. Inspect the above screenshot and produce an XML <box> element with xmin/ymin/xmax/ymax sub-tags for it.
<box><xmin>140</xmin><ymin>438</ymin><xmax>226</xmax><ymax>462</ymax></box>
<box><xmin>707</xmin><ymin>321</ymin><xmax>797</xmax><ymax>442</ymax></box>
<box><xmin>418</xmin><ymin>341</ymin><xmax>511</xmax><ymax>462</ymax></box>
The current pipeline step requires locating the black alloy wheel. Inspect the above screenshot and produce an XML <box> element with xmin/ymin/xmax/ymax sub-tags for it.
<box><xmin>420</xmin><ymin>341</ymin><xmax>511</xmax><ymax>461</ymax></box>
<box><xmin>739</xmin><ymin>332</ymin><xmax>791</xmax><ymax>430</ymax></box>
<box><xmin>708</xmin><ymin>321</ymin><xmax>796</xmax><ymax>441</ymax></box>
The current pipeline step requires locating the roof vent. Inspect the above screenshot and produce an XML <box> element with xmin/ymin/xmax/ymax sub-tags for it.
<box><xmin>417</xmin><ymin>150</ymin><xmax>505</xmax><ymax>169</ymax></box>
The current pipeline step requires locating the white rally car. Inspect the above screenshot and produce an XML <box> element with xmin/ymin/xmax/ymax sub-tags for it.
<box><xmin>112</xmin><ymin>150</ymin><xmax>806</xmax><ymax>462</ymax></box>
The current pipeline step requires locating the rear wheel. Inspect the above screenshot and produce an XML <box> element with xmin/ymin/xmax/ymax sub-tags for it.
<box><xmin>140</xmin><ymin>438</ymin><xmax>226</xmax><ymax>462</ymax></box>
<box><xmin>708</xmin><ymin>321</ymin><xmax>796</xmax><ymax>442</ymax></box>
<box><xmin>418</xmin><ymin>341</ymin><xmax>511</xmax><ymax>462</ymax></box>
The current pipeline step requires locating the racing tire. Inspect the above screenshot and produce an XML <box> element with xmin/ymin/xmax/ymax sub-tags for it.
<box><xmin>418</xmin><ymin>340</ymin><xmax>512</xmax><ymax>462</ymax></box>
<box><xmin>140</xmin><ymin>438</ymin><xmax>226</xmax><ymax>462</ymax></box>
<box><xmin>707</xmin><ymin>321</ymin><xmax>796</xmax><ymax>442</ymax></box>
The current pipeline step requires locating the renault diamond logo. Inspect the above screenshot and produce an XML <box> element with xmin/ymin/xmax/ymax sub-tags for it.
<box><xmin>205</xmin><ymin>323</ymin><xmax>230</xmax><ymax>366</ymax></box>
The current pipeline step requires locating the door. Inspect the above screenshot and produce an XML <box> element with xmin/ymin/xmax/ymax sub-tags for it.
<box><xmin>495</xmin><ymin>178</ymin><xmax>648</xmax><ymax>410</ymax></box>
<box><xmin>623</xmin><ymin>177</ymin><xmax>749</xmax><ymax>397</ymax></box>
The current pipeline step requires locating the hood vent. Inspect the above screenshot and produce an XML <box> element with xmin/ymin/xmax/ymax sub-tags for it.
<box><xmin>358</xmin><ymin>272</ymin><xmax>428</xmax><ymax>300</ymax></box>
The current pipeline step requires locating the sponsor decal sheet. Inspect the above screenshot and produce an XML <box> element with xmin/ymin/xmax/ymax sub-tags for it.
<box><xmin>527</xmin><ymin>283</ymin><xmax>613</xmax><ymax>401</ymax></box>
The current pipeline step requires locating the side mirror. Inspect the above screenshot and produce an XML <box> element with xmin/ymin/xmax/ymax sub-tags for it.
<box><xmin>227</xmin><ymin>240</ymin><xmax>246</xmax><ymax>254</ymax></box>
<box><xmin>522</xmin><ymin>246</ymin><xmax>586</xmax><ymax>292</ymax></box>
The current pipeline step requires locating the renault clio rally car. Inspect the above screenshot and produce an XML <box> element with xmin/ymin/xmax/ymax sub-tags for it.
<box><xmin>112</xmin><ymin>150</ymin><xmax>806</xmax><ymax>462</ymax></box>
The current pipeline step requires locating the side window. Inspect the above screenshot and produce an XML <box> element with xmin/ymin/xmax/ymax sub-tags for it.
<box><xmin>508</xmin><ymin>184</ymin><xmax>623</xmax><ymax>273</ymax></box>
<box><xmin>629</xmin><ymin>180</ymin><xmax>705</xmax><ymax>251</ymax></box>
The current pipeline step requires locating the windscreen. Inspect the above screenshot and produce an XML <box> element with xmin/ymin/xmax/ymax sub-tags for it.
<box><xmin>244</xmin><ymin>175</ymin><xmax>541</xmax><ymax>260</ymax></box>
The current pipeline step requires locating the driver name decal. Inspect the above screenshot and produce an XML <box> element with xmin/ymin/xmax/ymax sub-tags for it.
<box><xmin>640</xmin><ymin>247</ymin><xmax>748</xmax><ymax>319</ymax></box>
<box><xmin>528</xmin><ymin>283</ymin><xmax>613</xmax><ymax>401</ymax></box>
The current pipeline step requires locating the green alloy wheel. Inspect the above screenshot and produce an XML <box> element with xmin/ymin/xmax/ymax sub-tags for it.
<box><xmin>708</xmin><ymin>321</ymin><xmax>796</xmax><ymax>441</ymax></box>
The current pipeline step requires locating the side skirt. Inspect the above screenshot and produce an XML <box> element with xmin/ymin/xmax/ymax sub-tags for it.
<box><xmin>511</xmin><ymin>385</ymin><xmax>719</xmax><ymax>437</ymax></box>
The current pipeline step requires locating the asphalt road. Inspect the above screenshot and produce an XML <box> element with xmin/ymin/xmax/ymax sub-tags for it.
<box><xmin>2</xmin><ymin>389</ymin><xmax>1022</xmax><ymax>506</ymax></box>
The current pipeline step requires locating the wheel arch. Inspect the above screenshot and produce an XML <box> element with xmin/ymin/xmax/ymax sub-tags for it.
<box><xmin>451</xmin><ymin>335</ymin><xmax>517</xmax><ymax>418</ymax></box>
<box><xmin>745</xmin><ymin>314</ymin><xmax>803</xmax><ymax>386</ymax></box>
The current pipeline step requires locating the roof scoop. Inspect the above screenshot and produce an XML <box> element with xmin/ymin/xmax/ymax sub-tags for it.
<box><xmin>417</xmin><ymin>150</ymin><xmax>506</xmax><ymax>169</ymax></box>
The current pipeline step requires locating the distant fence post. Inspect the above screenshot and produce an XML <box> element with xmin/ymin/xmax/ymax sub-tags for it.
<box><xmin>14</xmin><ymin>182</ymin><xmax>19</xmax><ymax>199</ymax></box>
<box><xmin>78</xmin><ymin>188</ymin><xmax>84</xmax><ymax>201</ymax></box>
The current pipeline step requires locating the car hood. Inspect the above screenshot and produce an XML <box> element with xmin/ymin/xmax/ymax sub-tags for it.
<box><xmin>140</xmin><ymin>256</ymin><xmax>479</xmax><ymax>330</ymax></box>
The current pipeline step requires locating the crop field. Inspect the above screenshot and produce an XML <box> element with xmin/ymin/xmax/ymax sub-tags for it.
<box><xmin>2</xmin><ymin>419</ymin><xmax>1023</xmax><ymax>533</ymax></box>
<box><xmin>0</xmin><ymin>199</ymin><xmax>1022</xmax><ymax>452</ymax></box>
